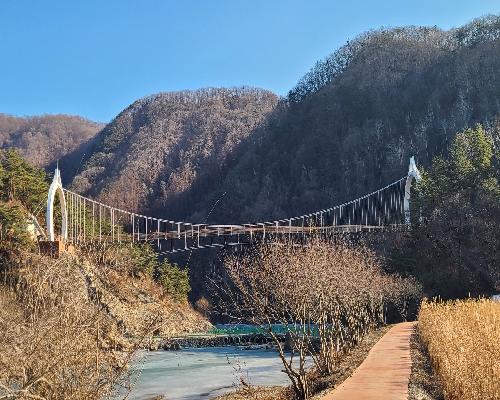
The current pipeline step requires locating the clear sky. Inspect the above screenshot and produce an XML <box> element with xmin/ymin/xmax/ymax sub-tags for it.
<box><xmin>1</xmin><ymin>0</ymin><xmax>499</xmax><ymax>122</ymax></box>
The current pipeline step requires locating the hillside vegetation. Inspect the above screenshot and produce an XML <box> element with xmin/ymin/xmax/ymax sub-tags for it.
<box><xmin>70</xmin><ymin>87</ymin><xmax>278</xmax><ymax>215</ymax></box>
<box><xmin>193</xmin><ymin>16</ymin><xmax>500</xmax><ymax>223</ymax></box>
<box><xmin>0</xmin><ymin>114</ymin><xmax>102</xmax><ymax>168</ymax></box>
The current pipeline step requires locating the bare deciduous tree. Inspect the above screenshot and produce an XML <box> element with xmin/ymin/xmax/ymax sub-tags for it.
<box><xmin>210</xmin><ymin>237</ymin><xmax>421</xmax><ymax>399</ymax></box>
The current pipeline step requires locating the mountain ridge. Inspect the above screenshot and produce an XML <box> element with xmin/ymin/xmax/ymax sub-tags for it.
<box><xmin>0</xmin><ymin>113</ymin><xmax>103</xmax><ymax>168</ymax></box>
<box><xmin>69</xmin><ymin>87</ymin><xmax>279</xmax><ymax>215</ymax></box>
<box><xmin>5</xmin><ymin>16</ymin><xmax>500</xmax><ymax>227</ymax></box>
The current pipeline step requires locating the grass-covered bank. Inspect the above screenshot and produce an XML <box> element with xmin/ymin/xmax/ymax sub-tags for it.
<box><xmin>408</xmin><ymin>324</ymin><xmax>444</xmax><ymax>400</ymax></box>
<box><xmin>417</xmin><ymin>299</ymin><xmax>500</xmax><ymax>400</ymax></box>
<box><xmin>0</xmin><ymin>246</ymin><xmax>211</xmax><ymax>400</ymax></box>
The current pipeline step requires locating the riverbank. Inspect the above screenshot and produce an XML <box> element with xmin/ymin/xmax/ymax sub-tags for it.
<box><xmin>213</xmin><ymin>325</ymin><xmax>391</xmax><ymax>400</ymax></box>
<box><xmin>0</xmin><ymin>248</ymin><xmax>211</xmax><ymax>400</ymax></box>
<box><xmin>147</xmin><ymin>332</ymin><xmax>284</xmax><ymax>351</ymax></box>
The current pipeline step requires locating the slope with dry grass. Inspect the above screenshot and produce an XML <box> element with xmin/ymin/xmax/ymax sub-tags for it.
<box><xmin>0</xmin><ymin>246</ymin><xmax>210</xmax><ymax>400</ymax></box>
<box><xmin>418</xmin><ymin>299</ymin><xmax>500</xmax><ymax>400</ymax></box>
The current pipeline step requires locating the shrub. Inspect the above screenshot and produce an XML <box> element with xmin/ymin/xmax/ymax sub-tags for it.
<box><xmin>194</xmin><ymin>296</ymin><xmax>212</xmax><ymax>317</ymax></box>
<box><xmin>211</xmin><ymin>237</ymin><xmax>421</xmax><ymax>399</ymax></box>
<box><xmin>128</xmin><ymin>243</ymin><xmax>158</xmax><ymax>277</ymax></box>
<box><xmin>0</xmin><ymin>149</ymin><xmax>48</xmax><ymax>211</ymax></box>
<box><xmin>0</xmin><ymin>202</ymin><xmax>32</xmax><ymax>249</ymax></box>
<box><xmin>155</xmin><ymin>261</ymin><xmax>190</xmax><ymax>302</ymax></box>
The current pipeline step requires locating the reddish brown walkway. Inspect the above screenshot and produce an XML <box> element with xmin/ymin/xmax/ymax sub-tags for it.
<box><xmin>322</xmin><ymin>322</ymin><xmax>416</xmax><ymax>400</ymax></box>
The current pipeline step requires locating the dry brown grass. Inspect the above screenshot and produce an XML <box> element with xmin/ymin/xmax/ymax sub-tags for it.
<box><xmin>0</xmin><ymin>245</ymin><xmax>210</xmax><ymax>400</ymax></box>
<box><xmin>0</xmin><ymin>252</ymin><xmax>134</xmax><ymax>400</ymax></box>
<box><xmin>215</xmin><ymin>386</ymin><xmax>291</xmax><ymax>400</ymax></box>
<box><xmin>419</xmin><ymin>298</ymin><xmax>500</xmax><ymax>400</ymax></box>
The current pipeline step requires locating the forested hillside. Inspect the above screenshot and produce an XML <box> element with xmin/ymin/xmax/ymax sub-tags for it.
<box><xmin>188</xmin><ymin>16</ymin><xmax>500</xmax><ymax>223</ymax></box>
<box><xmin>65</xmin><ymin>16</ymin><xmax>500</xmax><ymax>225</ymax></box>
<box><xmin>0</xmin><ymin>114</ymin><xmax>102</xmax><ymax>168</ymax></box>
<box><xmin>70</xmin><ymin>87</ymin><xmax>278</xmax><ymax>215</ymax></box>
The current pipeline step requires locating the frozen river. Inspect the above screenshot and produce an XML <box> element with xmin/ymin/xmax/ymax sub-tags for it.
<box><xmin>121</xmin><ymin>347</ymin><xmax>295</xmax><ymax>400</ymax></box>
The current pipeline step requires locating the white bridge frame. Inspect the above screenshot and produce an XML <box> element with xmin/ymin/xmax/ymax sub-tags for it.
<box><xmin>46</xmin><ymin>167</ymin><xmax>68</xmax><ymax>241</ymax></box>
<box><xmin>404</xmin><ymin>156</ymin><xmax>422</xmax><ymax>224</ymax></box>
<box><xmin>45</xmin><ymin>158</ymin><xmax>421</xmax><ymax>247</ymax></box>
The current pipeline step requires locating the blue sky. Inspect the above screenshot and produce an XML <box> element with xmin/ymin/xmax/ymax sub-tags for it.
<box><xmin>1</xmin><ymin>0</ymin><xmax>499</xmax><ymax>122</ymax></box>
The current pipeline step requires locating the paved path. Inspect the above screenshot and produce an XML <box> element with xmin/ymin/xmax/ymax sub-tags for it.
<box><xmin>322</xmin><ymin>321</ymin><xmax>416</xmax><ymax>400</ymax></box>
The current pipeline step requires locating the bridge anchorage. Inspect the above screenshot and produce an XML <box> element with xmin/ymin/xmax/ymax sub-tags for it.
<box><xmin>40</xmin><ymin>157</ymin><xmax>421</xmax><ymax>256</ymax></box>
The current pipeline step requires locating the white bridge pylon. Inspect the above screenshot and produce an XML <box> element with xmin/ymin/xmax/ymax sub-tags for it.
<box><xmin>45</xmin><ymin>158</ymin><xmax>421</xmax><ymax>253</ymax></box>
<box><xmin>404</xmin><ymin>156</ymin><xmax>422</xmax><ymax>224</ymax></box>
<box><xmin>46</xmin><ymin>167</ymin><xmax>68</xmax><ymax>241</ymax></box>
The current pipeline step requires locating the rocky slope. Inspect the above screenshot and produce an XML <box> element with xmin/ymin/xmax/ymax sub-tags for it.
<box><xmin>79</xmin><ymin>253</ymin><xmax>211</xmax><ymax>338</ymax></box>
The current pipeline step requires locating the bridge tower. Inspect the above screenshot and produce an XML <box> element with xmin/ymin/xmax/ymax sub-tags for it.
<box><xmin>404</xmin><ymin>156</ymin><xmax>421</xmax><ymax>224</ymax></box>
<box><xmin>40</xmin><ymin>167</ymin><xmax>70</xmax><ymax>256</ymax></box>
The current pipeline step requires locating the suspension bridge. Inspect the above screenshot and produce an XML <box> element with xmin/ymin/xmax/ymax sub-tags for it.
<box><xmin>41</xmin><ymin>157</ymin><xmax>421</xmax><ymax>255</ymax></box>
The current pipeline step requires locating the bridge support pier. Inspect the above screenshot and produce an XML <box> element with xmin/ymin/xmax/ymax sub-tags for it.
<box><xmin>39</xmin><ymin>240</ymin><xmax>74</xmax><ymax>258</ymax></box>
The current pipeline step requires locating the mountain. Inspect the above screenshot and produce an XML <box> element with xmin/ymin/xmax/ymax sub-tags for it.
<box><xmin>187</xmin><ymin>16</ymin><xmax>500</xmax><ymax>223</ymax></box>
<box><xmin>69</xmin><ymin>16</ymin><xmax>500</xmax><ymax>226</ymax></box>
<box><xmin>0</xmin><ymin>114</ymin><xmax>103</xmax><ymax>168</ymax></box>
<box><xmin>70</xmin><ymin>87</ymin><xmax>278</xmax><ymax>215</ymax></box>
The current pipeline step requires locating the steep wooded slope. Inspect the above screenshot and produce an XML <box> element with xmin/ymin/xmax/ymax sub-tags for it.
<box><xmin>69</xmin><ymin>16</ymin><xmax>500</xmax><ymax>226</ymax></box>
<box><xmin>0</xmin><ymin>114</ymin><xmax>102</xmax><ymax>168</ymax></box>
<box><xmin>70</xmin><ymin>87</ymin><xmax>278</xmax><ymax>216</ymax></box>
<box><xmin>187</xmin><ymin>16</ymin><xmax>500</xmax><ymax>223</ymax></box>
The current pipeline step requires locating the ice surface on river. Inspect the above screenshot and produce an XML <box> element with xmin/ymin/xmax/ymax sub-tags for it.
<box><xmin>123</xmin><ymin>347</ymin><xmax>300</xmax><ymax>400</ymax></box>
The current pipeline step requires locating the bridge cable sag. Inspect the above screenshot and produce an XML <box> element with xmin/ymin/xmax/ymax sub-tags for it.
<box><xmin>44</xmin><ymin>158</ymin><xmax>421</xmax><ymax>254</ymax></box>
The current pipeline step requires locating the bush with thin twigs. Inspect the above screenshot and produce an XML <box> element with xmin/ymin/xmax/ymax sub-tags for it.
<box><xmin>419</xmin><ymin>298</ymin><xmax>500</xmax><ymax>400</ymax></box>
<box><xmin>210</xmin><ymin>237</ymin><xmax>421</xmax><ymax>399</ymax></box>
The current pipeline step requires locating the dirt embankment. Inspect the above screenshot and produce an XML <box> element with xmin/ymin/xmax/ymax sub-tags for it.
<box><xmin>77</xmin><ymin>254</ymin><xmax>211</xmax><ymax>340</ymax></box>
